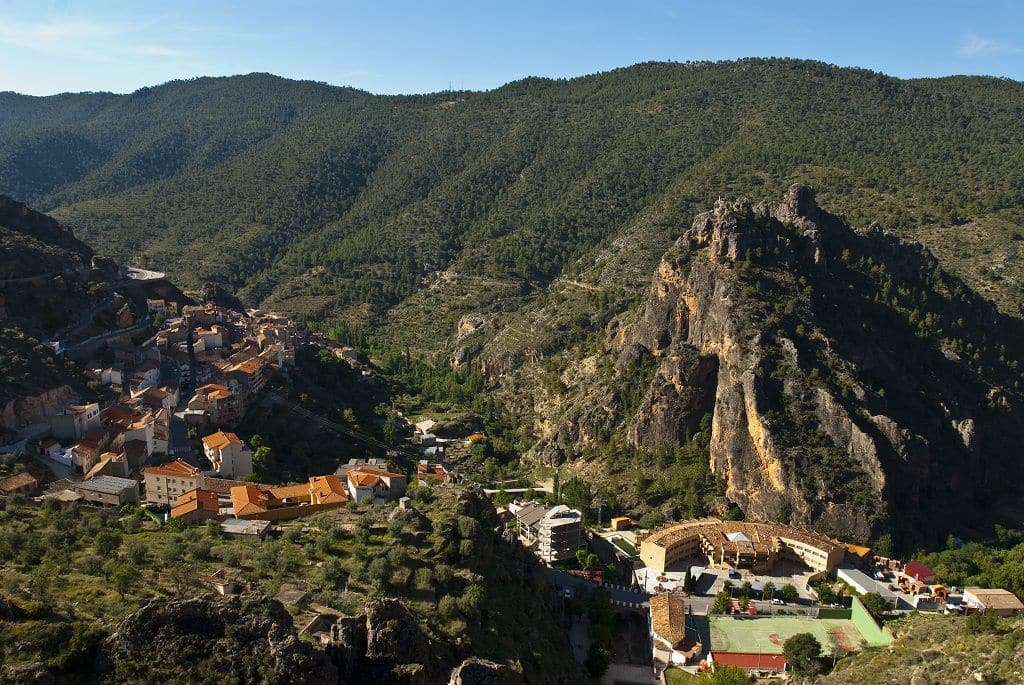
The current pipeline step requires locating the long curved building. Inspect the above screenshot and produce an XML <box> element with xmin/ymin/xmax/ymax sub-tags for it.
<box><xmin>639</xmin><ymin>518</ymin><xmax>845</xmax><ymax>575</ymax></box>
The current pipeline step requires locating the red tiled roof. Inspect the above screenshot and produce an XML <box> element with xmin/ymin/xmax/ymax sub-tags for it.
<box><xmin>904</xmin><ymin>560</ymin><xmax>935</xmax><ymax>581</ymax></box>
<box><xmin>712</xmin><ymin>652</ymin><xmax>787</xmax><ymax>672</ymax></box>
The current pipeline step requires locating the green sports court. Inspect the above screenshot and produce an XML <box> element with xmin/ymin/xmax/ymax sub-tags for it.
<box><xmin>709</xmin><ymin>614</ymin><xmax>868</xmax><ymax>655</ymax></box>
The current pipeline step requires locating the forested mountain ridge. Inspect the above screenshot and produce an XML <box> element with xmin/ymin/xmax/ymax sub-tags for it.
<box><xmin>4</xmin><ymin>60</ymin><xmax>1024</xmax><ymax>546</ymax></box>
<box><xmin>2</xmin><ymin>59</ymin><xmax>1022</xmax><ymax>332</ymax></box>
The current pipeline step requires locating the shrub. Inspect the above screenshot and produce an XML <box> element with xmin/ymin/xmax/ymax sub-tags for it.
<box><xmin>438</xmin><ymin>594</ymin><xmax>459</xmax><ymax>618</ymax></box>
<box><xmin>94</xmin><ymin>530</ymin><xmax>122</xmax><ymax>555</ymax></box>
<box><xmin>125</xmin><ymin>540</ymin><xmax>149</xmax><ymax>566</ymax></box>
<box><xmin>783</xmin><ymin>632</ymin><xmax>821</xmax><ymax>675</ymax></box>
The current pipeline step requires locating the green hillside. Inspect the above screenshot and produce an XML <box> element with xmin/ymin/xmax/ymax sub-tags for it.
<box><xmin>1</xmin><ymin>60</ymin><xmax>1021</xmax><ymax>332</ymax></box>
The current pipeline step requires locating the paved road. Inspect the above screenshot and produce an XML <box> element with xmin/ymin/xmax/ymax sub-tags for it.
<box><xmin>170</xmin><ymin>410</ymin><xmax>193</xmax><ymax>462</ymax></box>
<box><xmin>600</xmin><ymin>664</ymin><xmax>657</xmax><ymax>685</ymax></box>
<box><xmin>547</xmin><ymin>568</ymin><xmax>650</xmax><ymax>606</ymax></box>
<box><xmin>32</xmin><ymin>451</ymin><xmax>78</xmax><ymax>483</ymax></box>
<box><xmin>59</xmin><ymin>316</ymin><xmax>152</xmax><ymax>352</ymax></box>
<box><xmin>49</xmin><ymin>298</ymin><xmax>113</xmax><ymax>344</ymax></box>
<box><xmin>569</xmin><ymin>614</ymin><xmax>589</xmax><ymax>664</ymax></box>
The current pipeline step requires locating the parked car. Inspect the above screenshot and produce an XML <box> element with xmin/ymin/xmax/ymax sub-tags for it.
<box><xmin>728</xmin><ymin>569</ymin><xmax>741</xmax><ymax>579</ymax></box>
<box><xmin>771</xmin><ymin>598</ymin><xmax>785</xmax><ymax>605</ymax></box>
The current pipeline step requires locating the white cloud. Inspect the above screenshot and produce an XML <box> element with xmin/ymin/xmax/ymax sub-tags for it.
<box><xmin>0</xmin><ymin>16</ymin><xmax>194</xmax><ymax>60</ymax></box>
<box><xmin>958</xmin><ymin>31</ymin><xmax>1019</xmax><ymax>57</ymax></box>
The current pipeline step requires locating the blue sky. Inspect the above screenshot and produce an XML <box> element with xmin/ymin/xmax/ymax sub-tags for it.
<box><xmin>1</xmin><ymin>0</ymin><xmax>1022</xmax><ymax>95</ymax></box>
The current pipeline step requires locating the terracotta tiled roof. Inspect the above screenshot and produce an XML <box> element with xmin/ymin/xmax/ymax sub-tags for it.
<box><xmin>143</xmin><ymin>459</ymin><xmax>200</xmax><ymax>478</ymax></box>
<box><xmin>268</xmin><ymin>483</ymin><xmax>312</xmax><ymax>500</ymax></box>
<box><xmin>195</xmin><ymin>384</ymin><xmax>230</xmax><ymax>397</ymax></box>
<box><xmin>417</xmin><ymin>463</ymin><xmax>447</xmax><ymax>481</ymax></box>
<box><xmin>101</xmin><ymin>405</ymin><xmax>135</xmax><ymax>425</ymax></box>
<box><xmin>0</xmin><ymin>472</ymin><xmax>39</xmax><ymax>493</ymax></box>
<box><xmin>171</xmin><ymin>488</ymin><xmax>220</xmax><ymax>518</ymax></box>
<box><xmin>348</xmin><ymin>471</ymin><xmax>380</xmax><ymax>488</ymax></box>
<box><xmin>348</xmin><ymin>465</ymin><xmax>402</xmax><ymax>478</ymax></box>
<box><xmin>650</xmin><ymin>593</ymin><xmax>687</xmax><ymax>647</ymax></box>
<box><xmin>643</xmin><ymin>518</ymin><xmax>843</xmax><ymax>555</ymax></box>
<box><xmin>230</xmin><ymin>358</ymin><xmax>263</xmax><ymax>375</ymax></box>
<box><xmin>309</xmin><ymin>475</ymin><xmax>347</xmax><ymax>504</ymax></box>
<box><xmin>202</xmin><ymin>477</ymin><xmax>253</xmax><ymax>495</ymax></box>
<box><xmin>202</xmin><ymin>430</ymin><xmax>242</xmax><ymax>449</ymax></box>
<box><xmin>230</xmin><ymin>484</ymin><xmax>269</xmax><ymax>516</ymax></box>
<box><xmin>966</xmin><ymin>589</ymin><xmax>1024</xmax><ymax>611</ymax></box>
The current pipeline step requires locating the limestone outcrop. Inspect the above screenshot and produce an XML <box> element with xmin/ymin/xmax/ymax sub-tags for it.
<box><xmin>0</xmin><ymin>385</ymin><xmax>76</xmax><ymax>430</ymax></box>
<box><xmin>538</xmin><ymin>186</ymin><xmax>1024</xmax><ymax>544</ymax></box>
<box><xmin>96</xmin><ymin>594</ymin><xmax>337</xmax><ymax>684</ymax></box>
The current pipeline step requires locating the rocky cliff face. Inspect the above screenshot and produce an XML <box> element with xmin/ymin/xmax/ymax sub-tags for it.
<box><xmin>96</xmin><ymin>594</ymin><xmax>338</xmax><ymax>684</ymax></box>
<box><xmin>539</xmin><ymin>186</ymin><xmax>1024</xmax><ymax>545</ymax></box>
<box><xmin>0</xmin><ymin>384</ymin><xmax>77</xmax><ymax>431</ymax></box>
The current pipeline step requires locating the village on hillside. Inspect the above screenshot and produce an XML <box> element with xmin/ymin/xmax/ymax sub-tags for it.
<box><xmin>0</xmin><ymin>297</ymin><xmax>459</xmax><ymax>525</ymax></box>
<box><xmin>0</xmin><ymin>295</ymin><xmax>1021</xmax><ymax>684</ymax></box>
<box><xmin>492</xmin><ymin>502</ymin><xmax>1024</xmax><ymax>682</ymax></box>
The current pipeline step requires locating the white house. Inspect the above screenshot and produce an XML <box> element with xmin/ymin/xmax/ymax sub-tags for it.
<box><xmin>201</xmin><ymin>430</ymin><xmax>253</xmax><ymax>479</ymax></box>
<box><xmin>51</xmin><ymin>403</ymin><xmax>101</xmax><ymax>441</ymax></box>
<box><xmin>345</xmin><ymin>467</ymin><xmax>407</xmax><ymax>503</ymax></box>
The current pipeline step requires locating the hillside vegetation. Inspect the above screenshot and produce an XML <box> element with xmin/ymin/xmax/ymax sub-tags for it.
<box><xmin>1</xmin><ymin>60</ymin><xmax>1022</xmax><ymax>332</ymax></box>
<box><xmin>823</xmin><ymin>613</ymin><xmax>1024</xmax><ymax>685</ymax></box>
<box><xmin>0</xmin><ymin>487</ymin><xmax>579</xmax><ymax>683</ymax></box>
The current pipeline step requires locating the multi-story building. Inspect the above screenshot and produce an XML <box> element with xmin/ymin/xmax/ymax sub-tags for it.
<box><xmin>187</xmin><ymin>384</ymin><xmax>240</xmax><ymax>426</ymax></box>
<box><xmin>51</xmin><ymin>403</ymin><xmax>101</xmax><ymax>441</ymax></box>
<box><xmin>170</xmin><ymin>488</ymin><xmax>223</xmax><ymax>523</ymax></box>
<box><xmin>142</xmin><ymin>458</ymin><xmax>203</xmax><ymax>506</ymax></box>
<box><xmin>71</xmin><ymin>426</ymin><xmax>109</xmax><ymax>474</ymax></box>
<box><xmin>512</xmin><ymin>502</ymin><xmax>583</xmax><ymax>564</ymax></box>
<box><xmin>201</xmin><ymin>430</ymin><xmax>253</xmax><ymax>479</ymax></box>
<box><xmin>638</xmin><ymin>519</ymin><xmax>845</xmax><ymax>576</ymax></box>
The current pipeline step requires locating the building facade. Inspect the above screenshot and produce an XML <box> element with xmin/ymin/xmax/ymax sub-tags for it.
<box><xmin>639</xmin><ymin>518</ymin><xmax>845</xmax><ymax>575</ymax></box>
<box><xmin>201</xmin><ymin>430</ymin><xmax>253</xmax><ymax>479</ymax></box>
<box><xmin>513</xmin><ymin>502</ymin><xmax>583</xmax><ymax>564</ymax></box>
<box><xmin>142</xmin><ymin>459</ymin><xmax>203</xmax><ymax>506</ymax></box>
<box><xmin>73</xmin><ymin>475</ymin><xmax>140</xmax><ymax>506</ymax></box>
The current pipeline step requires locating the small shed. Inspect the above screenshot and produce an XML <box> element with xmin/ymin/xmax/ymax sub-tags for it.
<box><xmin>610</xmin><ymin>516</ymin><xmax>633</xmax><ymax>531</ymax></box>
